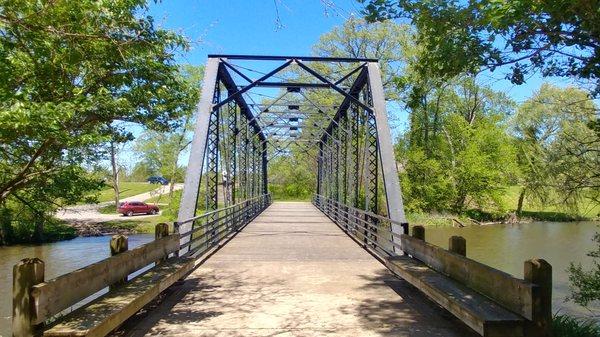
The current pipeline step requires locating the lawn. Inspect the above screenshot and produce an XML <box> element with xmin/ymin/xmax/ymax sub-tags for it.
<box><xmin>145</xmin><ymin>189</ymin><xmax>180</xmax><ymax>204</ymax></box>
<box><xmin>100</xmin><ymin>214</ymin><xmax>174</xmax><ymax>234</ymax></box>
<box><xmin>501</xmin><ymin>186</ymin><xmax>600</xmax><ymax>220</ymax></box>
<box><xmin>90</xmin><ymin>182</ymin><xmax>159</xmax><ymax>203</ymax></box>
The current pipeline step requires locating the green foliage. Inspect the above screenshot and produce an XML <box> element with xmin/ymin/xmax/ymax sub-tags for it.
<box><xmin>268</xmin><ymin>151</ymin><xmax>316</xmax><ymax>201</ymax></box>
<box><xmin>399</xmin><ymin>77</ymin><xmax>517</xmax><ymax>213</ymax></box>
<box><xmin>131</xmin><ymin>64</ymin><xmax>202</xmax><ymax>184</ymax></box>
<box><xmin>0</xmin><ymin>0</ymin><xmax>195</xmax><ymax>234</ymax></box>
<box><xmin>513</xmin><ymin>84</ymin><xmax>599</xmax><ymax>212</ymax></box>
<box><xmin>568</xmin><ymin>232</ymin><xmax>600</xmax><ymax>307</ymax></box>
<box><xmin>0</xmin><ymin>217</ymin><xmax>76</xmax><ymax>245</ymax></box>
<box><xmin>312</xmin><ymin>17</ymin><xmax>413</xmax><ymax>99</ymax></box>
<box><xmin>359</xmin><ymin>0</ymin><xmax>600</xmax><ymax>95</ymax></box>
<box><xmin>552</xmin><ymin>314</ymin><xmax>600</xmax><ymax>337</ymax></box>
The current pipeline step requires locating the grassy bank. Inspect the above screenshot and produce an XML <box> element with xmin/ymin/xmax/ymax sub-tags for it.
<box><xmin>85</xmin><ymin>182</ymin><xmax>159</xmax><ymax>203</ymax></box>
<box><xmin>99</xmin><ymin>215</ymin><xmax>174</xmax><ymax>234</ymax></box>
<box><xmin>408</xmin><ymin>186</ymin><xmax>599</xmax><ymax>226</ymax></box>
<box><xmin>1</xmin><ymin>219</ymin><xmax>77</xmax><ymax>245</ymax></box>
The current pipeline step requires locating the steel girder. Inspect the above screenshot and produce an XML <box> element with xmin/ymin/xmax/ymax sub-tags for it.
<box><xmin>178</xmin><ymin>56</ymin><xmax>407</xmax><ymax>255</ymax></box>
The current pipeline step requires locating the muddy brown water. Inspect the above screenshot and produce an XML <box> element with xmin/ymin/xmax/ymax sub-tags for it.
<box><xmin>0</xmin><ymin>221</ymin><xmax>598</xmax><ymax>336</ymax></box>
<box><xmin>0</xmin><ymin>234</ymin><xmax>153</xmax><ymax>336</ymax></box>
<box><xmin>426</xmin><ymin>221</ymin><xmax>600</xmax><ymax>319</ymax></box>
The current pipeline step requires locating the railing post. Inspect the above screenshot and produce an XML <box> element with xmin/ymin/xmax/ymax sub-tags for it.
<box><xmin>411</xmin><ymin>225</ymin><xmax>425</xmax><ymax>241</ymax></box>
<box><xmin>449</xmin><ymin>236</ymin><xmax>466</xmax><ymax>256</ymax></box>
<box><xmin>155</xmin><ymin>223</ymin><xmax>169</xmax><ymax>264</ymax></box>
<box><xmin>13</xmin><ymin>258</ymin><xmax>44</xmax><ymax>337</ymax></box>
<box><xmin>109</xmin><ymin>235</ymin><xmax>128</xmax><ymax>290</ymax></box>
<box><xmin>400</xmin><ymin>223</ymin><xmax>409</xmax><ymax>235</ymax></box>
<box><xmin>524</xmin><ymin>259</ymin><xmax>552</xmax><ymax>337</ymax></box>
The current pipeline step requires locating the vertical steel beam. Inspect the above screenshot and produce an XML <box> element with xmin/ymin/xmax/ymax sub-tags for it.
<box><xmin>177</xmin><ymin>57</ymin><xmax>220</xmax><ymax>251</ymax></box>
<box><xmin>262</xmin><ymin>141</ymin><xmax>268</xmax><ymax>194</ymax></box>
<box><xmin>317</xmin><ymin>141</ymin><xmax>323</xmax><ymax>195</ymax></box>
<box><xmin>366</xmin><ymin>62</ymin><xmax>407</xmax><ymax>253</ymax></box>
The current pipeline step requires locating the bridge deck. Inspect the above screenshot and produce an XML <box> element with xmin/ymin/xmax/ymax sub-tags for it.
<box><xmin>122</xmin><ymin>202</ymin><xmax>477</xmax><ymax>337</ymax></box>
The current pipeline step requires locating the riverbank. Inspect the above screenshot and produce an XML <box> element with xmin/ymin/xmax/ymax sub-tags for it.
<box><xmin>0</xmin><ymin>220</ymin><xmax>77</xmax><ymax>246</ymax></box>
<box><xmin>408</xmin><ymin>210</ymin><xmax>599</xmax><ymax>227</ymax></box>
<box><xmin>0</xmin><ymin>215</ymin><xmax>173</xmax><ymax>246</ymax></box>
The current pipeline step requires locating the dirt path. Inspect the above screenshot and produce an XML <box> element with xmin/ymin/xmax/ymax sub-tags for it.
<box><xmin>55</xmin><ymin>183</ymin><xmax>183</xmax><ymax>223</ymax></box>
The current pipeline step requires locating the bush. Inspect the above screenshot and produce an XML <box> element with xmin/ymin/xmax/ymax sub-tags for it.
<box><xmin>552</xmin><ymin>314</ymin><xmax>600</xmax><ymax>337</ymax></box>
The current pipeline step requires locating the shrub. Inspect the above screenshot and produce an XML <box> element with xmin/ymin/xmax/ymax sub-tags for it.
<box><xmin>552</xmin><ymin>314</ymin><xmax>600</xmax><ymax>337</ymax></box>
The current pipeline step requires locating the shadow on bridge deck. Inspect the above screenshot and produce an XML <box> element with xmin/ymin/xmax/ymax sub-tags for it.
<box><xmin>117</xmin><ymin>202</ymin><xmax>478</xmax><ymax>337</ymax></box>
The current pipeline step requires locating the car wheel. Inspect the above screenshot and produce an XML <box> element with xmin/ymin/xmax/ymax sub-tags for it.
<box><xmin>151</xmin><ymin>209</ymin><xmax>158</xmax><ymax>215</ymax></box>
<box><xmin>127</xmin><ymin>211</ymin><xmax>133</xmax><ymax>217</ymax></box>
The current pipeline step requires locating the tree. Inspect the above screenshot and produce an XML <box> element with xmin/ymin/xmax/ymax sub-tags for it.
<box><xmin>398</xmin><ymin>77</ymin><xmax>518</xmax><ymax>213</ymax></box>
<box><xmin>0</xmin><ymin>1</ymin><xmax>194</xmax><ymax>236</ymax></box>
<box><xmin>513</xmin><ymin>83</ymin><xmax>599</xmax><ymax>213</ymax></box>
<box><xmin>359</xmin><ymin>0</ymin><xmax>600</xmax><ymax>95</ymax></box>
<box><xmin>133</xmin><ymin>64</ymin><xmax>203</xmax><ymax>197</ymax></box>
<box><xmin>312</xmin><ymin>17</ymin><xmax>414</xmax><ymax>97</ymax></box>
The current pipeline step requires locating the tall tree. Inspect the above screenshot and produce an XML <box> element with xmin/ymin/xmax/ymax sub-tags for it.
<box><xmin>132</xmin><ymin>64</ymin><xmax>203</xmax><ymax>197</ymax></box>
<box><xmin>398</xmin><ymin>77</ymin><xmax>517</xmax><ymax>213</ymax></box>
<box><xmin>513</xmin><ymin>83</ymin><xmax>599</xmax><ymax>213</ymax></box>
<box><xmin>0</xmin><ymin>0</ymin><xmax>195</xmax><ymax>235</ymax></box>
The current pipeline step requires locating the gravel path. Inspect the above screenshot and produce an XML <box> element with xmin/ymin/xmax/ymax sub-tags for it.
<box><xmin>55</xmin><ymin>183</ymin><xmax>183</xmax><ymax>223</ymax></box>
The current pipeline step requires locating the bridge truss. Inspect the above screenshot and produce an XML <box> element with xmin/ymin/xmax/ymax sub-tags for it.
<box><xmin>177</xmin><ymin>55</ymin><xmax>408</xmax><ymax>256</ymax></box>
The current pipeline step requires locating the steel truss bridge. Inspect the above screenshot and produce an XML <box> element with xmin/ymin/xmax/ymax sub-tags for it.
<box><xmin>177</xmin><ymin>54</ymin><xmax>408</xmax><ymax>255</ymax></box>
<box><xmin>12</xmin><ymin>55</ymin><xmax>550</xmax><ymax>337</ymax></box>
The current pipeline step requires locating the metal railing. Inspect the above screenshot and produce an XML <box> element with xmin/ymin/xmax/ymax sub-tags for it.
<box><xmin>175</xmin><ymin>193</ymin><xmax>271</xmax><ymax>256</ymax></box>
<box><xmin>313</xmin><ymin>194</ymin><xmax>408</xmax><ymax>258</ymax></box>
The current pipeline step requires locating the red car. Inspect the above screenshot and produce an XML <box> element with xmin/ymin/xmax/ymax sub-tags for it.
<box><xmin>117</xmin><ymin>201</ymin><xmax>159</xmax><ymax>216</ymax></box>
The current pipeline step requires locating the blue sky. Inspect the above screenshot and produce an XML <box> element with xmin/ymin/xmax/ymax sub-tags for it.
<box><xmin>144</xmin><ymin>0</ymin><xmax>577</xmax><ymax>125</ymax></box>
<box><xmin>116</xmin><ymin>0</ymin><xmax>584</xmax><ymax>169</ymax></box>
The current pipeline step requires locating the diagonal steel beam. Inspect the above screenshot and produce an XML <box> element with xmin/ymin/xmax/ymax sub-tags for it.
<box><xmin>295</xmin><ymin>60</ymin><xmax>372</xmax><ymax>112</ymax></box>
<box><xmin>213</xmin><ymin>59</ymin><xmax>293</xmax><ymax>110</ymax></box>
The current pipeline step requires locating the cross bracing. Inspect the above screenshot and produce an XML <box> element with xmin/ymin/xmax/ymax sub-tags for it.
<box><xmin>177</xmin><ymin>55</ymin><xmax>408</xmax><ymax>255</ymax></box>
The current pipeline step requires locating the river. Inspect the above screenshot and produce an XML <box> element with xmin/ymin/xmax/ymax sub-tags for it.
<box><xmin>0</xmin><ymin>222</ymin><xmax>598</xmax><ymax>335</ymax></box>
<box><xmin>0</xmin><ymin>234</ymin><xmax>154</xmax><ymax>337</ymax></box>
<box><xmin>426</xmin><ymin>221</ymin><xmax>600</xmax><ymax>318</ymax></box>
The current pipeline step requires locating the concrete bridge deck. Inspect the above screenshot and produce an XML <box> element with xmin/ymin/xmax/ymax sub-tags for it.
<box><xmin>121</xmin><ymin>202</ymin><xmax>477</xmax><ymax>337</ymax></box>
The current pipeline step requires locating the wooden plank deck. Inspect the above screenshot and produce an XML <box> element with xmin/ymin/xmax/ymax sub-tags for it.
<box><xmin>120</xmin><ymin>202</ymin><xmax>478</xmax><ymax>337</ymax></box>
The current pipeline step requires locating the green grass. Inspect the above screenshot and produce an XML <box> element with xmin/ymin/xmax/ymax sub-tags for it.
<box><xmin>501</xmin><ymin>186</ymin><xmax>600</xmax><ymax>221</ymax></box>
<box><xmin>145</xmin><ymin>189</ymin><xmax>179</xmax><ymax>204</ymax></box>
<box><xmin>552</xmin><ymin>314</ymin><xmax>600</xmax><ymax>337</ymax></box>
<box><xmin>88</xmin><ymin>182</ymin><xmax>159</xmax><ymax>203</ymax></box>
<box><xmin>101</xmin><ymin>215</ymin><xmax>173</xmax><ymax>234</ymax></box>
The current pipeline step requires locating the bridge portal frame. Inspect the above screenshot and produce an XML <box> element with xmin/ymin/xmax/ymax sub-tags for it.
<box><xmin>177</xmin><ymin>55</ymin><xmax>408</xmax><ymax>254</ymax></box>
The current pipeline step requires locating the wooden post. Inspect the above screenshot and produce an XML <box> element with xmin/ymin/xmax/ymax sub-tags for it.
<box><xmin>109</xmin><ymin>235</ymin><xmax>128</xmax><ymax>290</ymax></box>
<box><xmin>524</xmin><ymin>259</ymin><xmax>552</xmax><ymax>337</ymax></box>
<box><xmin>155</xmin><ymin>223</ymin><xmax>169</xmax><ymax>264</ymax></box>
<box><xmin>449</xmin><ymin>236</ymin><xmax>466</xmax><ymax>256</ymax></box>
<box><xmin>13</xmin><ymin>258</ymin><xmax>44</xmax><ymax>337</ymax></box>
<box><xmin>411</xmin><ymin>225</ymin><xmax>425</xmax><ymax>241</ymax></box>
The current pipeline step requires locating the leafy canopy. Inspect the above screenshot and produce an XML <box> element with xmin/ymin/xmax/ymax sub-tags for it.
<box><xmin>0</xmin><ymin>0</ymin><xmax>195</xmax><ymax>207</ymax></box>
<box><xmin>359</xmin><ymin>0</ymin><xmax>600</xmax><ymax>95</ymax></box>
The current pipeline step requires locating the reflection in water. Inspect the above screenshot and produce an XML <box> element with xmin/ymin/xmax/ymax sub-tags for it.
<box><xmin>426</xmin><ymin>221</ymin><xmax>599</xmax><ymax>318</ymax></box>
<box><xmin>0</xmin><ymin>234</ymin><xmax>153</xmax><ymax>336</ymax></box>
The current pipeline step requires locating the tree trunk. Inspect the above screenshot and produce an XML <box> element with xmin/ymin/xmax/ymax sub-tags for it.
<box><xmin>33</xmin><ymin>216</ymin><xmax>44</xmax><ymax>243</ymax></box>
<box><xmin>110</xmin><ymin>142</ymin><xmax>120</xmax><ymax>208</ymax></box>
<box><xmin>169</xmin><ymin>151</ymin><xmax>178</xmax><ymax>198</ymax></box>
<box><xmin>516</xmin><ymin>188</ymin><xmax>526</xmax><ymax>216</ymax></box>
